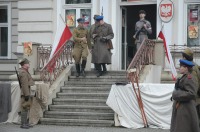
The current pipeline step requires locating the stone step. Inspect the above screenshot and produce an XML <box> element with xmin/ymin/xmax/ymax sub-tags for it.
<box><xmin>61</xmin><ymin>86</ymin><xmax>111</xmax><ymax>93</ymax></box>
<box><xmin>0</xmin><ymin>75</ymin><xmax>12</xmax><ymax>81</ymax></box>
<box><xmin>44</xmin><ymin>111</ymin><xmax>114</xmax><ymax>120</ymax></box>
<box><xmin>64</xmin><ymin>81</ymin><xmax>115</xmax><ymax>86</ymax></box>
<box><xmin>40</xmin><ymin>118</ymin><xmax>114</xmax><ymax>127</ymax></box>
<box><xmin>49</xmin><ymin>105</ymin><xmax>113</xmax><ymax>113</ymax></box>
<box><xmin>0</xmin><ymin>71</ymin><xmax>15</xmax><ymax>75</ymax></box>
<box><xmin>68</xmin><ymin>76</ymin><xmax>127</xmax><ymax>82</ymax></box>
<box><xmin>52</xmin><ymin>98</ymin><xmax>107</xmax><ymax>106</ymax></box>
<box><xmin>0</xmin><ymin>59</ymin><xmax>17</xmax><ymax>64</ymax></box>
<box><xmin>57</xmin><ymin>93</ymin><xmax>109</xmax><ymax>99</ymax></box>
<box><xmin>71</xmin><ymin>71</ymin><xmax>127</xmax><ymax>76</ymax></box>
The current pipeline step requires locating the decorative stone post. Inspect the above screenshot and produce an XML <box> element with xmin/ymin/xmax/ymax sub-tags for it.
<box><xmin>154</xmin><ymin>39</ymin><xmax>165</xmax><ymax>69</ymax></box>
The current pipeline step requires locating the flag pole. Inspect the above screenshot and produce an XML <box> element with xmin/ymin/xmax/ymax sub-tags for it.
<box><xmin>157</xmin><ymin>23</ymin><xmax>164</xmax><ymax>40</ymax></box>
<box><xmin>101</xmin><ymin>6</ymin><xmax>103</xmax><ymax>16</ymax></box>
<box><xmin>59</xmin><ymin>14</ymin><xmax>66</xmax><ymax>25</ymax></box>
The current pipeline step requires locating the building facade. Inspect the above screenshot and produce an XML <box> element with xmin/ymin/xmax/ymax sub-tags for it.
<box><xmin>0</xmin><ymin>0</ymin><xmax>199</xmax><ymax>70</ymax></box>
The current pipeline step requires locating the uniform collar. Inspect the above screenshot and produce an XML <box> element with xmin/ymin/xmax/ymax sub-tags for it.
<box><xmin>77</xmin><ymin>25</ymin><xmax>85</xmax><ymax>30</ymax></box>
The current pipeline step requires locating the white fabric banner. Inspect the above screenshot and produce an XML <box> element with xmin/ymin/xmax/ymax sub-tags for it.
<box><xmin>106</xmin><ymin>83</ymin><xmax>174</xmax><ymax>129</ymax></box>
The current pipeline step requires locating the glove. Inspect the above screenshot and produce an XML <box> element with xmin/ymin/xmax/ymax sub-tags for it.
<box><xmin>92</xmin><ymin>34</ymin><xmax>98</xmax><ymax>39</ymax></box>
<box><xmin>24</xmin><ymin>96</ymin><xmax>29</xmax><ymax>101</ymax></box>
<box><xmin>100</xmin><ymin>37</ymin><xmax>107</xmax><ymax>42</ymax></box>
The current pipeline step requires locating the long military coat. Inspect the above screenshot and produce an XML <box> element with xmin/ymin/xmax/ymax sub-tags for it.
<box><xmin>19</xmin><ymin>68</ymin><xmax>34</xmax><ymax>96</ymax></box>
<box><xmin>170</xmin><ymin>73</ymin><xmax>200</xmax><ymax>132</ymax></box>
<box><xmin>92</xmin><ymin>22</ymin><xmax>114</xmax><ymax>64</ymax></box>
<box><xmin>192</xmin><ymin>63</ymin><xmax>200</xmax><ymax>104</ymax></box>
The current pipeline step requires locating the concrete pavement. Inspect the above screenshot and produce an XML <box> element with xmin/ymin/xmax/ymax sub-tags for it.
<box><xmin>0</xmin><ymin>123</ymin><xmax>170</xmax><ymax>132</ymax></box>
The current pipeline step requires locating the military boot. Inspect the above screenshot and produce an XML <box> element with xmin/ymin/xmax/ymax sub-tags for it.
<box><xmin>76</xmin><ymin>64</ymin><xmax>80</xmax><ymax>77</ymax></box>
<box><xmin>102</xmin><ymin>63</ymin><xmax>107</xmax><ymax>75</ymax></box>
<box><xmin>96</xmin><ymin>64</ymin><xmax>102</xmax><ymax>77</ymax></box>
<box><xmin>81</xmin><ymin>60</ymin><xmax>87</xmax><ymax>77</ymax></box>
<box><xmin>20</xmin><ymin>111</ymin><xmax>29</xmax><ymax>129</ymax></box>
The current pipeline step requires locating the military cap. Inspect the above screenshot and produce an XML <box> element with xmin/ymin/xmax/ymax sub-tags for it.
<box><xmin>93</xmin><ymin>14</ymin><xmax>100</xmax><ymax>19</ymax></box>
<box><xmin>77</xmin><ymin>18</ymin><xmax>85</xmax><ymax>23</ymax></box>
<box><xmin>179</xmin><ymin>59</ymin><xmax>194</xmax><ymax>67</ymax></box>
<box><xmin>183</xmin><ymin>48</ymin><xmax>193</xmax><ymax>57</ymax></box>
<box><xmin>182</xmin><ymin>48</ymin><xmax>193</xmax><ymax>61</ymax></box>
<box><xmin>95</xmin><ymin>16</ymin><xmax>104</xmax><ymax>21</ymax></box>
<box><xmin>19</xmin><ymin>58</ymin><xmax>30</xmax><ymax>65</ymax></box>
<box><xmin>139</xmin><ymin>10</ymin><xmax>146</xmax><ymax>15</ymax></box>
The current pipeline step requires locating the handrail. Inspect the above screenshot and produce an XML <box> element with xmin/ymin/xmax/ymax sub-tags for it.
<box><xmin>127</xmin><ymin>39</ymin><xmax>155</xmax><ymax>128</ymax></box>
<box><xmin>127</xmin><ymin>39</ymin><xmax>156</xmax><ymax>79</ymax></box>
<box><xmin>39</xmin><ymin>40</ymin><xmax>74</xmax><ymax>85</ymax></box>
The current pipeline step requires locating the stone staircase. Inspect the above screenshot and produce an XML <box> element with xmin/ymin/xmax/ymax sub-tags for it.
<box><xmin>40</xmin><ymin>71</ymin><xmax>127</xmax><ymax>126</ymax></box>
<box><xmin>0</xmin><ymin>59</ymin><xmax>18</xmax><ymax>81</ymax></box>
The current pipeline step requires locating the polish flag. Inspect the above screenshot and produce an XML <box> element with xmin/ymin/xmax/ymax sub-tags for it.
<box><xmin>46</xmin><ymin>15</ymin><xmax>72</xmax><ymax>72</ymax></box>
<box><xmin>49</xmin><ymin>15</ymin><xmax>72</xmax><ymax>59</ymax></box>
<box><xmin>158</xmin><ymin>30</ymin><xmax>177</xmax><ymax>80</ymax></box>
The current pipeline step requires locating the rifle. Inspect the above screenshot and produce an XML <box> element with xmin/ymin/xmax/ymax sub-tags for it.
<box><xmin>15</xmin><ymin>66</ymin><xmax>22</xmax><ymax>88</ymax></box>
<box><xmin>133</xmin><ymin>20</ymin><xmax>147</xmax><ymax>39</ymax></box>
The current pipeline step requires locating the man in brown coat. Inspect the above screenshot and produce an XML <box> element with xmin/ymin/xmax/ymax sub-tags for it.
<box><xmin>92</xmin><ymin>16</ymin><xmax>114</xmax><ymax>77</ymax></box>
<box><xmin>72</xmin><ymin>18</ymin><xmax>91</xmax><ymax>77</ymax></box>
<box><xmin>170</xmin><ymin>59</ymin><xmax>200</xmax><ymax>132</ymax></box>
<box><xmin>18</xmin><ymin>58</ymin><xmax>35</xmax><ymax>129</ymax></box>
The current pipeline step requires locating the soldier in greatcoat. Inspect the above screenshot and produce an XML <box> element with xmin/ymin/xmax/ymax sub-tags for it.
<box><xmin>18</xmin><ymin>58</ymin><xmax>35</xmax><ymax>129</ymax></box>
<box><xmin>170</xmin><ymin>59</ymin><xmax>200</xmax><ymax>132</ymax></box>
<box><xmin>182</xmin><ymin>48</ymin><xmax>200</xmax><ymax>126</ymax></box>
<box><xmin>72</xmin><ymin>18</ymin><xmax>91</xmax><ymax>77</ymax></box>
<box><xmin>89</xmin><ymin>14</ymin><xmax>99</xmax><ymax>71</ymax></box>
<box><xmin>133</xmin><ymin>10</ymin><xmax>152</xmax><ymax>50</ymax></box>
<box><xmin>92</xmin><ymin>16</ymin><xmax>114</xmax><ymax>77</ymax></box>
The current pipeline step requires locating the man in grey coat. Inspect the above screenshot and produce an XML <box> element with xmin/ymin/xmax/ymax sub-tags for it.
<box><xmin>92</xmin><ymin>16</ymin><xmax>114</xmax><ymax>77</ymax></box>
<box><xmin>90</xmin><ymin>14</ymin><xmax>99</xmax><ymax>71</ymax></box>
<box><xmin>133</xmin><ymin>10</ymin><xmax>152</xmax><ymax>50</ymax></box>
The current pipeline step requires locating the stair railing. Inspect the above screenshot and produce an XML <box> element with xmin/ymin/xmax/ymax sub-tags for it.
<box><xmin>39</xmin><ymin>40</ymin><xmax>74</xmax><ymax>85</ymax></box>
<box><xmin>127</xmin><ymin>39</ymin><xmax>156</xmax><ymax>128</ymax></box>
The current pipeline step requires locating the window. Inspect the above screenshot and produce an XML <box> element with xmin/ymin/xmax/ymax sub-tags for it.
<box><xmin>187</xmin><ymin>4</ymin><xmax>200</xmax><ymax>46</ymax></box>
<box><xmin>65</xmin><ymin>8</ymin><xmax>91</xmax><ymax>31</ymax></box>
<box><xmin>66</xmin><ymin>0</ymin><xmax>91</xmax><ymax>4</ymax></box>
<box><xmin>0</xmin><ymin>6</ymin><xmax>8</xmax><ymax>56</ymax></box>
<box><xmin>64</xmin><ymin>0</ymin><xmax>92</xmax><ymax>31</ymax></box>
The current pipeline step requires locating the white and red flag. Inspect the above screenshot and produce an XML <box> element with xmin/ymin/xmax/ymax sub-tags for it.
<box><xmin>158</xmin><ymin>27</ymin><xmax>177</xmax><ymax>80</ymax></box>
<box><xmin>46</xmin><ymin>15</ymin><xmax>72</xmax><ymax>72</ymax></box>
<box><xmin>49</xmin><ymin>15</ymin><xmax>72</xmax><ymax>60</ymax></box>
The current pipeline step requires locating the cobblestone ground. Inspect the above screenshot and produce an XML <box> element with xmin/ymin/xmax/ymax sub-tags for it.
<box><xmin>0</xmin><ymin>123</ymin><xmax>170</xmax><ymax>132</ymax></box>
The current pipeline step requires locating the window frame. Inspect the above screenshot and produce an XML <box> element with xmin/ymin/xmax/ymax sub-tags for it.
<box><xmin>184</xmin><ymin>2</ymin><xmax>200</xmax><ymax>47</ymax></box>
<box><xmin>65</xmin><ymin>0</ymin><xmax>91</xmax><ymax>4</ymax></box>
<box><xmin>0</xmin><ymin>3</ymin><xmax>11</xmax><ymax>59</ymax></box>
<box><xmin>63</xmin><ymin>0</ymin><xmax>92</xmax><ymax>30</ymax></box>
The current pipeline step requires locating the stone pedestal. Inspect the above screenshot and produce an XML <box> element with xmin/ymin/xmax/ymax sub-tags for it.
<box><xmin>154</xmin><ymin>40</ymin><xmax>165</xmax><ymax>69</ymax></box>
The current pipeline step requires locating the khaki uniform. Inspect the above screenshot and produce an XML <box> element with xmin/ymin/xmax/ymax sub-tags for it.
<box><xmin>170</xmin><ymin>73</ymin><xmax>200</xmax><ymax>132</ymax></box>
<box><xmin>72</xmin><ymin>26</ymin><xmax>91</xmax><ymax>64</ymax></box>
<box><xmin>19</xmin><ymin>68</ymin><xmax>34</xmax><ymax>111</ymax></box>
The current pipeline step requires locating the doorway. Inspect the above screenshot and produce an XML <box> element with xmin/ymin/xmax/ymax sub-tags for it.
<box><xmin>121</xmin><ymin>4</ymin><xmax>157</xmax><ymax>70</ymax></box>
